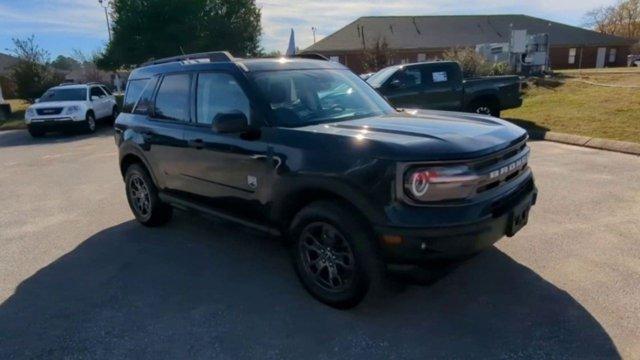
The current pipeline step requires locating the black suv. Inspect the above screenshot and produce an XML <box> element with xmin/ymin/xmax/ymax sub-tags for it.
<box><xmin>115</xmin><ymin>51</ymin><xmax>537</xmax><ymax>308</ymax></box>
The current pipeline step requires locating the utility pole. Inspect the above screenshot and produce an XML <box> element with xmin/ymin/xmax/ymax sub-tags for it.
<box><xmin>98</xmin><ymin>0</ymin><xmax>112</xmax><ymax>42</ymax></box>
<box><xmin>311</xmin><ymin>27</ymin><xmax>317</xmax><ymax>44</ymax></box>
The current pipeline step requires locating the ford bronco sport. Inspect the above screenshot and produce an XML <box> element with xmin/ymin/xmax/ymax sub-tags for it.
<box><xmin>115</xmin><ymin>51</ymin><xmax>537</xmax><ymax>308</ymax></box>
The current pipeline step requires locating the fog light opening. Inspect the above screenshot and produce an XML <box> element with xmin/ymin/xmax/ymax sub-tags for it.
<box><xmin>381</xmin><ymin>235</ymin><xmax>403</xmax><ymax>245</ymax></box>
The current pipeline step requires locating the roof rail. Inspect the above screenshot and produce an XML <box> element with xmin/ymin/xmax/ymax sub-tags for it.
<box><xmin>290</xmin><ymin>53</ymin><xmax>329</xmax><ymax>61</ymax></box>
<box><xmin>141</xmin><ymin>51</ymin><xmax>234</xmax><ymax>66</ymax></box>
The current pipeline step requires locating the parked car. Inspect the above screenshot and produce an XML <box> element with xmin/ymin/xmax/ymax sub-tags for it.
<box><xmin>367</xmin><ymin>61</ymin><xmax>522</xmax><ymax>117</ymax></box>
<box><xmin>24</xmin><ymin>83</ymin><xmax>119</xmax><ymax>137</ymax></box>
<box><xmin>115</xmin><ymin>52</ymin><xmax>537</xmax><ymax>308</ymax></box>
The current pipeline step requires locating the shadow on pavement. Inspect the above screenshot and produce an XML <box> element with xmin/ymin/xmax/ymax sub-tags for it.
<box><xmin>503</xmin><ymin>118</ymin><xmax>551</xmax><ymax>141</ymax></box>
<box><xmin>0</xmin><ymin>125</ymin><xmax>114</xmax><ymax>148</ymax></box>
<box><xmin>0</xmin><ymin>213</ymin><xmax>620</xmax><ymax>359</ymax></box>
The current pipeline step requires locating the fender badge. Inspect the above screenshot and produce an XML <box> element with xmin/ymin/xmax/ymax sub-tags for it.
<box><xmin>247</xmin><ymin>175</ymin><xmax>258</xmax><ymax>189</ymax></box>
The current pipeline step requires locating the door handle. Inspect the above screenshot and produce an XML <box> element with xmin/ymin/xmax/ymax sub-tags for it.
<box><xmin>188</xmin><ymin>139</ymin><xmax>204</xmax><ymax>149</ymax></box>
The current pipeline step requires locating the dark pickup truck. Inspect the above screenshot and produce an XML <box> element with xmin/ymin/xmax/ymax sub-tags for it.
<box><xmin>115</xmin><ymin>52</ymin><xmax>537</xmax><ymax>309</ymax></box>
<box><xmin>367</xmin><ymin>61</ymin><xmax>522</xmax><ymax>117</ymax></box>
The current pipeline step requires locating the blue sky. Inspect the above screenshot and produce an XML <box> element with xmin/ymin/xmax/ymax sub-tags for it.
<box><xmin>0</xmin><ymin>0</ymin><xmax>617</xmax><ymax>58</ymax></box>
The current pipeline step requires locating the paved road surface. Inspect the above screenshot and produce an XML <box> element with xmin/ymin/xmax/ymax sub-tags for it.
<box><xmin>0</xmin><ymin>127</ymin><xmax>638</xmax><ymax>359</ymax></box>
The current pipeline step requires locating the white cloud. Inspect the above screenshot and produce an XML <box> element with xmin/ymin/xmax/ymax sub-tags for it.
<box><xmin>0</xmin><ymin>1</ymin><xmax>106</xmax><ymax>36</ymax></box>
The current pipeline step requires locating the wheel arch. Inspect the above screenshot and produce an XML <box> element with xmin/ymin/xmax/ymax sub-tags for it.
<box><xmin>270</xmin><ymin>181</ymin><xmax>384</xmax><ymax>237</ymax></box>
<box><xmin>118</xmin><ymin>147</ymin><xmax>160</xmax><ymax>187</ymax></box>
<box><xmin>468</xmin><ymin>93</ymin><xmax>500</xmax><ymax>108</ymax></box>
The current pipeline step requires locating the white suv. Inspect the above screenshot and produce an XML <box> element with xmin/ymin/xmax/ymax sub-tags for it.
<box><xmin>25</xmin><ymin>83</ymin><xmax>118</xmax><ymax>137</ymax></box>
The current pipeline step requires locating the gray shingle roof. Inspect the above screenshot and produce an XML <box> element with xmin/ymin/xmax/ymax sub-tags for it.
<box><xmin>305</xmin><ymin>15</ymin><xmax>635</xmax><ymax>52</ymax></box>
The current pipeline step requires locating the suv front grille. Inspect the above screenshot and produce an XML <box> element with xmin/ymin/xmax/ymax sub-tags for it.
<box><xmin>36</xmin><ymin>108</ymin><xmax>63</xmax><ymax>116</ymax></box>
<box><xmin>472</xmin><ymin>141</ymin><xmax>529</xmax><ymax>194</ymax></box>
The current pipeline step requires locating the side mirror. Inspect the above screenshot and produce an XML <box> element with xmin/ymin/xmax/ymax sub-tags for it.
<box><xmin>212</xmin><ymin>111</ymin><xmax>249</xmax><ymax>133</ymax></box>
<box><xmin>34</xmin><ymin>98</ymin><xmax>40</xmax><ymax>103</ymax></box>
<box><xmin>91</xmin><ymin>95</ymin><xmax>100</xmax><ymax>101</ymax></box>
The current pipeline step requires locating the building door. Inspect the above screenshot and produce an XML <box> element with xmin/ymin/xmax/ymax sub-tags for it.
<box><xmin>596</xmin><ymin>47</ymin><xmax>607</xmax><ymax>68</ymax></box>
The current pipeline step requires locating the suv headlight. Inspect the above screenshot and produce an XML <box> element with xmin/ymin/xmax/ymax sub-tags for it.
<box><xmin>403</xmin><ymin>165</ymin><xmax>479</xmax><ymax>202</ymax></box>
<box><xmin>26</xmin><ymin>107</ymin><xmax>36</xmax><ymax>117</ymax></box>
<box><xmin>64</xmin><ymin>105</ymin><xmax>81</xmax><ymax>115</ymax></box>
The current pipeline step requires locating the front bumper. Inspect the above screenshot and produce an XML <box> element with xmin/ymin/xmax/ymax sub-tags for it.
<box><xmin>376</xmin><ymin>175</ymin><xmax>537</xmax><ymax>264</ymax></box>
<box><xmin>27</xmin><ymin>118</ymin><xmax>83</xmax><ymax>131</ymax></box>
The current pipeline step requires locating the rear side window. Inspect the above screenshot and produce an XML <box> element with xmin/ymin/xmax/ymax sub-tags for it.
<box><xmin>133</xmin><ymin>77</ymin><xmax>158</xmax><ymax>115</ymax></box>
<box><xmin>122</xmin><ymin>79</ymin><xmax>148</xmax><ymax>113</ymax></box>
<box><xmin>154</xmin><ymin>74</ymin><xmax>191</xmax><ymax>122</ymax></box>
<box><xmin>196</xmin><ymin>72</ymin><xmax>250</xmax><ymax>125</ymax></box>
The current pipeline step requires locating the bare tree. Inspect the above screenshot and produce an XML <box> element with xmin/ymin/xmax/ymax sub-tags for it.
<box><xmin>584</xmin><ymin>0</ymin><xmax>640</xmax><ymax>39</ymax></box>
<box><xmin>361</xmin><ymin>37</ymin><xmax>394</xmax><ymax>72</ymax></box>
<box><xmin>71</xmin><ymin>49</ymin><xmax>106</xmax><ymax>83</ymax></box>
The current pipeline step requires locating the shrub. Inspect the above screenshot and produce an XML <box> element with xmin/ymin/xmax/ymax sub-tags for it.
<box><xmin>9</xmin><ymin>36</ymin><xmax>63</xmax><ymax>103</ymax></box>
<box><xmin>442</xmin><ymin>47</ymin><xmax>513</xmax><ymax>77</ymax></box>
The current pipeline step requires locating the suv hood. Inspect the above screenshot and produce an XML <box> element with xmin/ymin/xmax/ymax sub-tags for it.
<box><xmin>293</xmin><ymin>110</ymin><xmax>527</xmax><ymax>161</ymax></box>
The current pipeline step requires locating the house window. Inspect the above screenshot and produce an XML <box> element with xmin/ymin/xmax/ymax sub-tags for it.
<box><xmin>417</xmin><ymin>53</ymin><xmax>426</xmax><ymax>62</ymax></box>
<box><xmin>609</xmin><ymin>48</ymin><xmax>617</xmax><ymax>63</ymax></box>
<box><xmin>568</xmin><ymin>48</ymin><xmax>577</xmax><ymax>64</ymax></box>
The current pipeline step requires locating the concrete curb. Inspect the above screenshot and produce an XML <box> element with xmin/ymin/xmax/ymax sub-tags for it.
<box><xmin>0</xmin><ymin>125</ymin><xmax>26</xmax><ymax>131</ymax></box>
<box><xmin>528</xmin><ymin>130</ymin><xmax>640</xmax><ymax>156</ymax></box>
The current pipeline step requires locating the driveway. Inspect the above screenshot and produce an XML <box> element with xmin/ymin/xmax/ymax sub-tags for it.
<box><xmin>0</xmin><ymin>127</ymin><xmax>638</xmax><ymax>359</ymax></box>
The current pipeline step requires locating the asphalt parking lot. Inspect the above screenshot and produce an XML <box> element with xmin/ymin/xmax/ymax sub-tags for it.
<box><xmin>0</xmin><ymin>126</ymin><xmax>638</xmax><ymax>359</ymax></box>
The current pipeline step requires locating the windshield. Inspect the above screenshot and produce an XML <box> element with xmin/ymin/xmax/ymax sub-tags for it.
<box><xmin>366</xmin><ymin>66</ymin><xmax>400</xmax><ymax>88</ymax></box>
<box><xmin>39</xmin><ymin>88</ymin><xmax>87</xmax><ymax>102</ymax></box>
<box><xmin>250</xmin><ymin>69</ymin><xmax>395</xmax><ymax>128</ymax></box>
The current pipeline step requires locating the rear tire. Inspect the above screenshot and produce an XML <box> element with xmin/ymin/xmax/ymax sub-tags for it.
<box><xmin>289</xmin><ymin>200</ymin><xmax>387</xmax><ymax>309</ymax></box>
<box><xmin>124</xmin><ymin>163</ymin><xmax>173</xmax><ymax>227</ymax></box>
<box><xmin>469</xmin><ymin>100</ymin><xmax>500</xmax><ymax>118</ymax></box>
<box><xmin>28</xmin><ymin>127</ymin><xmax>45</xmax><ymax>138</ymax></box>
<box><xmin>108</xmin><ymin>106</ymin><xmax>119</xmax><ymax>125</ymax></box>
<box><xmin>81</xmin><ymin>112</ymin><xmax>96</xmax><ymax>133</ymax></box>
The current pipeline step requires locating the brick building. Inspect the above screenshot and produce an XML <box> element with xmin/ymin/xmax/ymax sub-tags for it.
<box><xmin>302</xmin><ymin>15</ymin><xmax>636</xmax><ymax>74</ymax></box>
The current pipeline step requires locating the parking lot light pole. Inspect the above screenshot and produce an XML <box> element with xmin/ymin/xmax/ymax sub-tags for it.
<box><xmin>98</xmin><ymin>0</ymin><xmax>112</xmax><ymax>42</ymax></box>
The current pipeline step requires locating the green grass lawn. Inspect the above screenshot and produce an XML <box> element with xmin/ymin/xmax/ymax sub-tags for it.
<box><xmin>504</xmin><ymin>68</ymin><xmax>640</xmax><ymax>144</ymax></box>
<box><xmin>0</xmin><ymin>99</ymin><xmax>28</xmax><ymax>130</ymax></box>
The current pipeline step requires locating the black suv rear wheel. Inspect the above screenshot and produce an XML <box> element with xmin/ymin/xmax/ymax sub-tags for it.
<box><xmin>289</xmin><ymin>201</ymin><xmax>386</xmax><ymax>309</ymax></box>
<box><xmin>124</xmin><ymin>164</ymin><xmax>173</xmax><ymax>226</ymax></box>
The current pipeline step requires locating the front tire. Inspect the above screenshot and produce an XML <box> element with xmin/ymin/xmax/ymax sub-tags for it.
<box><xmin>28</xmin><ymin>127</ymin><xmax>45</xmax><ymax>138</ymax></box>
<box><xmin>289</xmin><ymin>201</ymin><xmax>387</xmax><ymax>309</ymax></box>
<box><xmin>124</xmin><ymin>163</ymin><xmax>173</xmax><ymax>227</ymax></box>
